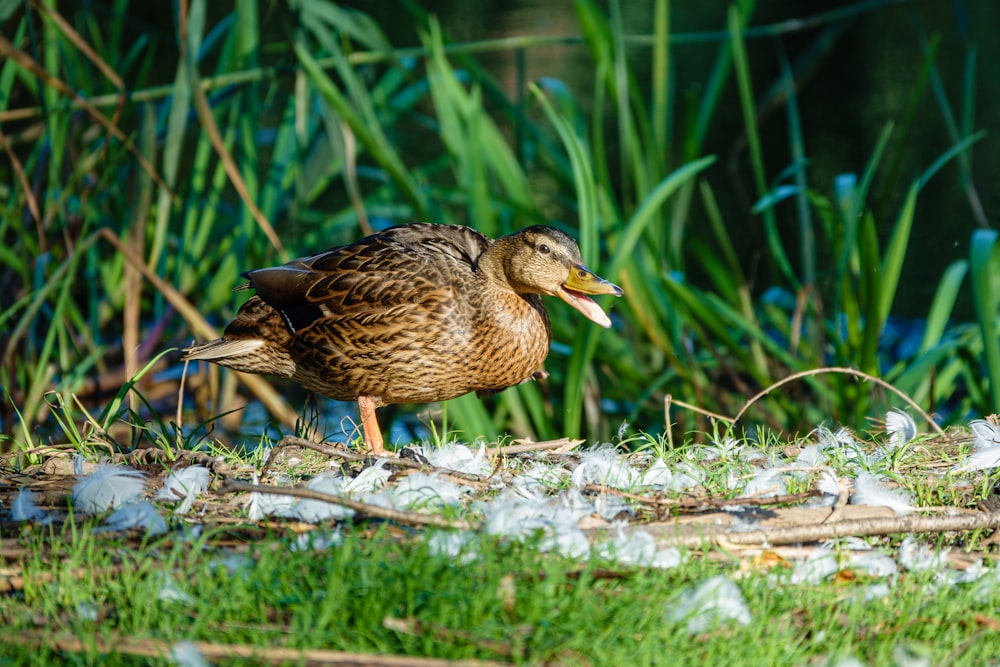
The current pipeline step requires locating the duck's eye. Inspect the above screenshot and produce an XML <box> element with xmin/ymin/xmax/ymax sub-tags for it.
<box><xmin>538</xmin><ymin>243</ymin><xmax>551</xmax><ymax>254</ymax></box>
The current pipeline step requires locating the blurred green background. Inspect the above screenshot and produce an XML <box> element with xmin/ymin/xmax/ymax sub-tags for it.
<box><xmin>1</xmin><ymin>0</ymin><xmax>997</xmax><ymax>454</ymax></box>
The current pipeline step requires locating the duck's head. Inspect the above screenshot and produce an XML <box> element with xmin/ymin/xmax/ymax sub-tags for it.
<box><xmin>490</xmin><ymin>226</ymin><xmax>623</xmax><ymax>328</ymax></box>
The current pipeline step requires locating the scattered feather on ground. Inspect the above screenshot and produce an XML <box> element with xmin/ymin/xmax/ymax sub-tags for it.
<box><xmin>72</xmin><ymin>463</ymin><xmax>146</xmax><ymax>513</ymax></box>
<box><xmin>666</xmin><ymin>575</ymin><xmax>752</xmax><ymax>634</ymax></box>
<box><xmin>850</xmin><ymin>472</ymin><xmax>915</xmax><ymax>516</ymax></box>
<box><xmin>11</xmin><ymin>487</ymin><xmax>48</xmax><ymax>522</ymax></box>
<box><xmin>156</xmin><ymin>466</ymin><xmax>211</xmax><ymax>514</ymax></box>
<box><xmin>5</xmin><ymin>413</ymin><xmax>997</xmax><ymax>603</ymax></box>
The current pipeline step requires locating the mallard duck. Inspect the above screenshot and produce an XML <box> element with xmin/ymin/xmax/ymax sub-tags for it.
<box><xmin>183</xmin><ymin>223</ymin><xmax>622</xmax><ymax>453</ymax></box>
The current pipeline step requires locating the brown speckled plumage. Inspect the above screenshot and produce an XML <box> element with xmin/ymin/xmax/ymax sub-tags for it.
<box><xmin>183</xmin><ymin>223</ymin><xmax>621</xmax><ymax>453</ymax></box>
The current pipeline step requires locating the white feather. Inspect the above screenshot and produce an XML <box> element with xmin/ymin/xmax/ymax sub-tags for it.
<box><xmin>954</xmin><ymin>420</ymin><xmax>1000</xmax><ymax>471</ymax></box>
<box><xmin>742</xmin><ymin>468</ymin><xmax>788</xmax><ymax>498</ymax></box>
<box><xmin>246</xmin><ymin>474</ymin><xmax>297</xmax><ymax>520</ymax></box>
<box><xmin>952</xmin><ymin>558</ymin><xmax>986</xmax><ymax>585</ymax></box>
<box><xmin>812</xmin><ymin>425</ymin><xmax>840</xmax><ymax>448</ymax></box>
<box><xmin>156</xmin><ymin>466</ymin><xmax>211</xmax><ymax>514</ymax></box>
<box><xmin>72</xmin><ymin>463</ymin><xmax>146</xmax><ymax>513</ymax></box>
<box><xmin>954</xmin><ymin>446</ymin><xmax>1000</xmax><ymax>472</ymax></box>
<box><xmin>426</xmin><ymin>530</ymin><xmax>478</xmax><ymax>564</ymax></box>
<box><xmin>737</xmin><ymin>446</ymin><xmax>768</xmax><ymax>464</ymax></box>
<box><xmin>156</xmin><ymin>574</ymin><xmax>193</xmax><ymax>604</ymax></box>
<box><xmin>343</xmin><ymin>459</ymin><xmax>391</xmax><ymax>495</ymax></box>
<box><xmin>726</xmin><ymin>513</ymin><xmax>764</xmax><ymax>532</ymax></box>
<box><xmin>885</xmin><ymin>408</ymin><xmax>917</xmax><ymax>449</ymax></box>
<box><xmin>971</xmin><ymin>565</ymin><xmax>1000</xmax><ymax>602</ymax></box>
<box><xmin>290</xmin><ymin>528</ymin><xmax>343</xmax><ymax>552</ymax></box>
<box><xmin>970</xmin><ymin>419</ymin><xmax>1000</xmax><ymax>450</ymax></box>
<box><xmin>479</xmin><ymin>489</ymin><xmax>592</xmax><ymax>558</ymax></box>
<box><xmin>639</xmin><ymin>459</ymin><xmax>702</xmax><ymax>491</ymax></box>
<box><xmin>381</xmin><ymin>472</ymin><xmax>467</xmax><ymax>509</ymax></box>
<box><xmin>170</xmin><ymin>641</ymin><xmax>211</xmax><ymax>667</ymax></box>
<box><xmin>666</xmin><ymin>575</ymin><xmax>752</xmax><ymax>634</ymax></box>
<box><xmin>593</xmin><ymin>494</ymin><xmax>632</xmax><ymax>521</ymax></box>
<box><xmin>511</xmin><ymin>461</ymin><xmax>570</xmax><ymax>494</ymax></box>
<box><xmin>834</xmin><ymin>427</ymin><xmax>858</xmax><ymax>446</ymax></box>
<box><xmin>11</xmin><ymin>487</ymin><xmax>47</xmax><ymax>522</ymax></box>
<box><xmin>480</xmin><ymin>492</ymin><xmax>552</xmax><ymax>537</ymax></box>
<box><xmin>886</xmin><ymin>408</ymin><xmax>918</xmax><ymax>449</ymax></box>
<box><xmin>816</xmin><ymin>469</ymin><xmax>842</xmax><ymax>497</ymax></box>
<box><xmin>595</xmin><ymin>526</ymin><xmax>683</xmax><ymax>569</ymax></box>
<box><xmin>893</xmin><ymin>642</ymin><xmax>934</xmax><ymax>667</ymax></box>
<box><xmin>851</xmin><ymin>472</ymin><xmax>915</xmax><ymax>516</ymax></box>
<box><xmin>794</xmin><ymin>444</ymin><xmax>828</xmax><ymax>467</ymax></box>
<box><xmin>571</xmin><ymin>446</ymin><xmax>639</xmax><ymax>489</ymax></box>
<box><xmin>292</xmin><ymin>473</ymin><xmax>354</xmax><ymax>522</ymax></box>
<box><xmin>856</xmin><ymin>582</ymin><xmax>892</xmax><ymax>603</ymax></box>
<box><xmin>98</xmin><ymin>500</ymin><xmax>167</xmax><ymax>535</ymax></box>
<box><xmin>75</xmin><ymin>602</ymin><xmax>99</xmax><ymax>621</ymax></box>
<box><xmin>538</xmin><ymin>522</ymin><xmax>590</xmax><ymax>559</ymax></box>
<box><xmin>832</xmin><ymin>536</ymin><xmax>873</xmax><ymax>551</ymax></box>
<box><xmin>790</xmin><ymin>551</ymin><xmax>840</xmax><ymax>585</ymax></box>
<box><xmin>849</xmin><ymin>551</ymin><xmax>899</xmax><ymax>578</ymax></box>
<box><xmin>898</xmin><ymin>536</ymin><xmax>948</xmax><ymax>572</ymax></box>
<box><xmin>157</xmin><ymin>466</ymin><xmax>210</xmax><ymax>499</ymax></box>
<box><xmin>424</xmin><ymin>443</ymin><xmax>491</xmax><ymax>476</ymax></box>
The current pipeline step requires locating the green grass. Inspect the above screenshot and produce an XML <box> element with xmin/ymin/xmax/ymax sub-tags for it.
<box><xmin>2</xmin><ymin>417</ymin><xmax>999</xmax><ymax>664</ymax></box>
<box><xmin>4</xmin><ymin>513</ymin><xmax>1000</xmax><ymax>665</ymax></box>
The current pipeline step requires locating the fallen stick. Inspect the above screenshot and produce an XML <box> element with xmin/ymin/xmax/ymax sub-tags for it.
<box><xmin>580</xmin><ymin>484</ymin><xmax>822</xmax><ymax>509</ymax></box>
<box><xmin>486</xmin><ymin>438</ymin><xmax>584</xmax><ymax>456</ymax></box>
<box><xmin>264</xmin><ymin>436</ymin><xmax>489</xmax><ymax>489</ymax></box>
<box><xmin>13</xmin><ymin>630</ymin><xmax>511</xmax><ymax>666</ymax></box>
<box><xmin>649</xmin><ymin>509</ymin><xmax>1000</xmax><ymax>549</ymax></box>
<box><xmin>218</xmin><ymin>480</ymin><xmax>475</xmax><ymax>531</ymax></box>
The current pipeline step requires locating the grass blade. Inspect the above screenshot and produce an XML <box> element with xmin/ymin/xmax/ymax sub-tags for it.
<box><xmin>970</xmin><ymin>229</ymin><xmax>1000</xmax><ymax>413</ymax></box>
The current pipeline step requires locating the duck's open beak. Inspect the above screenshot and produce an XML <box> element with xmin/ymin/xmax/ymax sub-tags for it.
<box><xmin>556</xmin><ymin>265</ymin><xmax>623</xmax><ymax>329</ymax></box>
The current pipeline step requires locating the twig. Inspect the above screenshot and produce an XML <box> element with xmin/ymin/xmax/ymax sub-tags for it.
<box><xmin>0</xmin><ymin>129</ymin><xmax>41</xmax><ymax>238</ymax></box>
<box><xmin>666</xmin><ymin>367</ymin><xmax>945</xmax><ymax>439</ymax></box>
<box><xmin>260</xmin><ymin>436</ymin><xmax>366</xmax><ymax>477</ymax></box>
<box><xmin>218</xmin><ymin>480</ymin><xmax>476</xmax><ymax>530</ymax></box>
<box><xmin>822</xmin><ymin>478</ymin><xmax>852</xmax><ymax>524</ymax></box>
<box><xmin>266</xmin><ymin>436</ymin><xmax>489</xmax><ymax>488</ymax></box>
<box><xmin>1</xmin><ymin>563</ymin><xmax>128</xmax><ymax>594</ymax></box>
<box><xmin>733</xmin><ymin>366</ymin><xmax>945</xmax><ymax>436</ymax></box>
<box><xmin>114</xmin><ymin>448</ymin><xmax>228</xmax><ymax>474</ymax></box>
<box><xmin>12</xmin><ymin>631</ymin><xmax>511</xmax><ymax>666</ymax></box>
<box><xmin>485</xmin><ymin>438</ymin><xmax>584</xmax><ymax>457</ymax></box>
<box><xmin>384</xmin><ymin>617</ymin><xmax>528</xmax><ymax>659</ymax></box>
<box><xmin>664</xmin><ymin>394</ymin><xmax>735</xmax><ymax>425</ymax></box>
<box><xmin>653</xmin><ymin>509</ymin><xmax>1000</xmax><ymax>549</ymax></box>
<box><xmin>581</xmin><ymin>484</ymin><xmax>820</xmax><ymax>509</ymax></box>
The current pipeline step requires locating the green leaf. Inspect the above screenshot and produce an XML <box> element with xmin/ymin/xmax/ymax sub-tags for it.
<box><xmin>970</xmin><ymin>229</ymin><xmax>1000</xmax><ymax>413</ymax></box>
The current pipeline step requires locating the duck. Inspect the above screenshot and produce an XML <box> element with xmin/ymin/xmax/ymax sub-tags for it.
<box><xmin>182</xmin><ymin>223</ymin><xmax>622</xmax><ymax>454</ymax></box>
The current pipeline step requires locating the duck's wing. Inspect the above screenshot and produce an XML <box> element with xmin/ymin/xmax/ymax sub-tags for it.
<box><xmin>242</xmin><ymin>223</ymin><xmax>492</xmax><ymax>332</ymax></box>
<box><xmin>365</xmin><ymin>223</ymin><xmax>492</xmax><ymax>269</ymax></box>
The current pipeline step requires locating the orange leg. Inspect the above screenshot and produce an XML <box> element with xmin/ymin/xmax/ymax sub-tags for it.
<box><xmin>357</xmin><ymin>394</ymin><xmax>385</xmax><ymax>455</ymax></box>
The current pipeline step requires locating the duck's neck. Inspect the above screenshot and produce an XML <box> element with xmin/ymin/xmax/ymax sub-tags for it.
<box><xmin>476</xmin><ymin>237</ymin><xmax>520</xmax><ymax>292</ymax></box>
